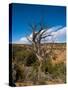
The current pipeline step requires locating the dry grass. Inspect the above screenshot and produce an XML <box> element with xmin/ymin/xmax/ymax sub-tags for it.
<box><xmin>11</xmin><ymin>43</ymin><xmax>66</xmax><ymax>86</ymax></box>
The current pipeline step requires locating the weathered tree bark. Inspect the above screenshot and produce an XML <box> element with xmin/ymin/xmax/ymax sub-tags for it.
<box><xmin>37</xmin><ymin>57</ymin><xmax>43</xmax><ymax>81</ymax></box>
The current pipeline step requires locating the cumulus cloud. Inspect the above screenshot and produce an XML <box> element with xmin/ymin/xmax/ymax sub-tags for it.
<box><xmin>16</xmin><ymin>26</ymin><xmax>66</xmax><ymax>44</ymax></box>
<box><xmin>51</xmin><ymin>27</ymin><xmax>66</xmax><ymax>37</ymax></box>
<box><xmin>51</xmin><ymin>27</ymin><xmax>66</xmax><ymax>43</ymax></box>
<box><xmin>41</xmin><ymin>26</ymin><xmax>66</xmax><ymax>43</ymax></box>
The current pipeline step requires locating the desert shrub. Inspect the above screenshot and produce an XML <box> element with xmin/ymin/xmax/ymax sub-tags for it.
<box><xmin>43</xmin><ymin>60</ymin><xmax>53</xmax><ymax>74</ymax></box>
<box><xmin>12</xmin><ymin>45</ymin><xmax>27</xmax><ymax>60</ymax></box>
<box><xmin>51</xmin><ymin>62</ymin><xmax>66</xmax><ymax>81</ymax></box>
<box><xmin>25</xmin><ymin>52</ymin><xmax>37</xmax><ymax>66</ymax></box>
<box><xmin>12</xmin><ymin>45</ymin><xmax>37</xmax><ymax>66</ymax></box>
<box><xmin>15</xmin><ymin>50</ymin><xmax>29</xmax><ymax>63</ymax></box>
<box><xmin>42</xmin><ymin>57</ymin><xmax>66</xmax><ymax>83</ymax></box>
<box><xmin>15</xmin><ymin>50</ymin><xmax>37</xmax><ymax>66</ymax></box>
<box><xmin>41</xmin><ymin>53</ymin><xmax>53</xmax><ymax>73</ymax></box>
<box><xmin>12</xmin><ymin>63</ymin><xmax>25</xmax><ymax>82</ymax></box>
<box><xmin>12</xmin><ymin>45</ymin><xmax>38</xmax><ymax>82</ymax></box>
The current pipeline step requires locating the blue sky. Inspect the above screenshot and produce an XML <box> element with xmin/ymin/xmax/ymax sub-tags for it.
<box><xmin>10</xmin><ymin>3</ymin><xmax>66</xmax><ymax>43</ymax></box>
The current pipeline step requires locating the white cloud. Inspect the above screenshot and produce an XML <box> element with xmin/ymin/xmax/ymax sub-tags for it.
<box><xmin>43</xmin><ymin>27</ymin><xmax>66</xmax><ymax>43</ymax></box>
<box><xmin>19</xmin><ymin>37</ymin><xmax>29</xmax><ymax>44</ymax></box>
<box><xmin>13</xmin><ymin>37</ymin><xmax>30</xmax><ymax>44</ymax></box>
<box><xmin>42</xmin><ymin>25</ymin><xmax>62</xmax><ymax>35</ymax></box>
<box><xmin>15</xmin><ymin>26</ymin><xmax>66</xmax><ymax>44</ymax></box>
<box><xmin>52</xmin><ymin>27</ymin><xmax>66</xmax><ymax>37</ymax></box>
<box><xmin>51</xmin><ymin>27</ymin><xmax>66</xmax><ymax>43</ymax></box>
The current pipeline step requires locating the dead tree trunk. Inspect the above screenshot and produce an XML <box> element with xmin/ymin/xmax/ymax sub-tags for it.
<box><xmin>27</xmin><ymin>23</ymin><xmax>52</xmax><ymax>81</ymax></box>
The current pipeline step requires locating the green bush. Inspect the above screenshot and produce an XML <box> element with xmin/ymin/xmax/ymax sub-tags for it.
<box><xmin>12</xmin><ymin>46</ymin><xmax>37</xmax><ymax>66</ymax></box>
<box><xmin>25</xmin><ymin>52</ymin><xmax>37</xmax><ymax>66</ymax></box>
<box><xmin>51</xmin><ymin>62</ymin><xmax>66</xmax><ymax>80</ymax></box>
<box><xmin>41</xmin><ymin>56</ymin><xmax>53</xmax><ymax>74</ymax></box>
<box><xmin>41</xmin><ymin>58</ymin><xmax>66</xmax><ymax>83</ymax></box>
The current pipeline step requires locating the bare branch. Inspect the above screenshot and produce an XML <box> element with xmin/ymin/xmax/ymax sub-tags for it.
<box><xmin>26</xmin><ymin>36</ymin><xmax>32</xmax><ymax>43</ymax></box>
<box><xmin>41</xmin><ymin>34</ymin><xmax>52</xmax><ymax>39</ymax></box>
<box><xmin>28</xmin><ymin>23</ymin><xmax>37</xmax><ymax>30</ymax></box>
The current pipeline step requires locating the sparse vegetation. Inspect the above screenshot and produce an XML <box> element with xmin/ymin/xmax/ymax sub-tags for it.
<box><xmin>11</xmin><ymin>43</ymin><xmax>66</xmax><ymax>86</ymax></box>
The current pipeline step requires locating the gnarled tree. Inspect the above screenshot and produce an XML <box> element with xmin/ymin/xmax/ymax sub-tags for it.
<box><xmin>26</xmin><ymin>22</ymin><xmax>52</xmax><ymax>81</ymax></box>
